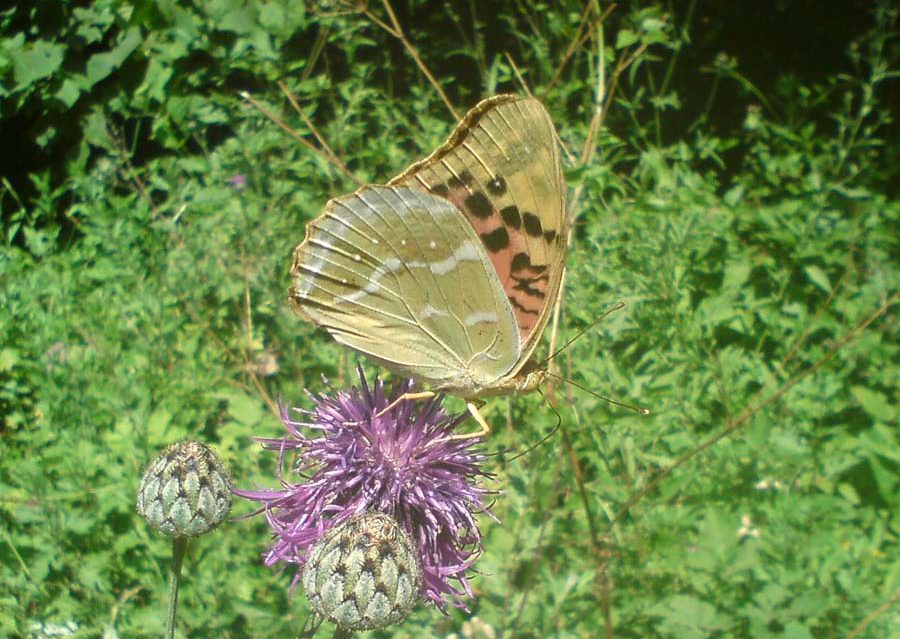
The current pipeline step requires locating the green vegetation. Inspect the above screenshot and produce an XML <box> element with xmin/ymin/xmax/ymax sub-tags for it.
<box><xmin>2</xmin><ymin>1</ymin><xmax>897</xmax><ymax>637</ymax></box>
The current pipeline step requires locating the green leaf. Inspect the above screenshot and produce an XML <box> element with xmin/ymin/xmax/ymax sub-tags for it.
<box><xmin>803</xmin><ymin>265</ymin><xmax>832</xmax><ymax>293</ymax></box>
<box><xmin>12</xmin><ymin>40</ymin><xmax>65</xmax><ymax>88</ymax></box>
<box><xmin>782</xmin><ymin>621</ymin><xmax>814</xmax><ymax>639</ymax></box>
<box><xmin>73</xmin><ymin>6</ymin><xmax>115</xmax><ymax>44</ymax></box>
<box><xmin>654</xmin><ymin>595</ymin><xmax>730</xmax><ymax>636</ymax></box>
<box><xmin>54</xmin><ymin>78</ymin><xmax>81</xmax><ymax>108</ymax></box>
<box><xmin>137</xmin><ymin>57</ymin><xmax>173</xmax><ymax>102</ymax></box>
<box><xmin>147</xmin><ymin>408</ymin><xmax>174</xmax><ymax>440</ymax></box>
<box><xmin>259</xmin><ymin>3</ymin><xmax>287</xmax><ymax>32</ymax></box>
<box><xmin>83</xmin><ymin>110</ymin><xmax>112</xmax><ymax>147</ymax></box>
<box><xmin>616</xmin><ymin>29</ymin><xmax>639</xmax><ymax>49</ymax></box>
<box><xmin>723</xmin><ymin>184</ymin><xmax>744</xmax><ymax>207</ymax></box>
<box><xmin>0</xmin><ymin>348</ymin><xmax>19</xmax><ymax>371</ymax></box>
<box><xmin>216</xmin><ymin>3</ymin><xmax>258</xmax><ymax>35</ymax></box>
<box><xmin>85</xmin><ymin>27</ymin><xmax>143</xmax><ymax>87</ymax></box>
<box><xmin>723</xmin><ymin>259</ymin><xmax>752</xmax><ymax>289</ymax></box>
<box><xmin>850</xmin><ymin>386</ymin><xmax>894</xmax><ymax>421</ymax></box>
<box><xmin>218</xmin><ymin>390</ymin><xmax>265</xmax><ymax>427</ymax></box>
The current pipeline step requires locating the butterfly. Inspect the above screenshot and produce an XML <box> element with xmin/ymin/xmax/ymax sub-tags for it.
<box><xmin>289</xmin><ymin>95</ymin><xmax>567</xmax><ymax>437</ymax></box>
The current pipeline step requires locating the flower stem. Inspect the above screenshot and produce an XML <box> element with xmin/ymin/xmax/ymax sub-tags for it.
<box><xmin>166</xmin><ymin>537</ymin><xmax>187</xmax><ymax>639</ymax></box>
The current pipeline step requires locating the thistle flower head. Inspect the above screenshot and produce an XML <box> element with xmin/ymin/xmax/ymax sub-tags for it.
<box><xmin>302</xmin><ymin>512</ymin><xmax>422</xmax><ymax>630</ymax></box>
<box><xmin>236</xmin><ymin>367</ymin><xmax>494</xmax><ymax>610</ymax></box>
<box><xmin>136</xmin><ymin>441</ymin><xmax>233</xmax><ymax>538</ymax></box>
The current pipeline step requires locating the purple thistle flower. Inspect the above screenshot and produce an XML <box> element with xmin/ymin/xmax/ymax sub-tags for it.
<box><xmin>235</xmin><ymin>367</ymin><xmax>495</xmax><ymax>610</ymax></box>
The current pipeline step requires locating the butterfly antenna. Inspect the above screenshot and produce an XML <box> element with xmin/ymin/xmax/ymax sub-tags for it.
<box><xmin>505</xmin><ymin>387</ymin><xmax>563</xmax><ymax>462</ymax></box>
<box><xmin>546</xmin><ymin>371</ymin><xmax>650</xmax><ymax>415</ymax></box>
<box><xmin>541</xmin><ymin>300</ymin><xmax>626</xmax><ymax>367</ymax></box>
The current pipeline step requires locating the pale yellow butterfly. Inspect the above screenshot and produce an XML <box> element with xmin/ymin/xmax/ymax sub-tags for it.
<box><xmin>289</xmin><ymin>95</ymin><xmax>567</xmax><ymax>436</ymax></box>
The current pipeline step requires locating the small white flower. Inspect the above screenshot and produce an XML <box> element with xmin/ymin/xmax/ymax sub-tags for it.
<box><xmin>754</xmin><ymin>478</ymin><xmax>784</xmax><ymax>491</ymax></box>
<box><xmin>737</xmin><ymin>514</ymin><xmax>760</xmax><ymax>539</ymax></box>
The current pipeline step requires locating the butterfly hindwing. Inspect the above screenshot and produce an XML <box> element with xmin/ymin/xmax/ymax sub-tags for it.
<box><xmin>289</xmin><ymin>185</ymin><xmax>522</xmax><ymax>389</ymax></box>
<box><xmin>390</xmin><ymin>95</ymin><xmax>567</xmax><ymax>366</ymax></box>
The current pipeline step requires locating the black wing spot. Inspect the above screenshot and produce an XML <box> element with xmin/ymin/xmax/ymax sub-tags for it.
<box><xmin>448</xmin><ymin>170</ymin><xmax>475</xmax><ymax>189</ymax></box>
<box><xmin>487</xmin><ymin>175</ymin><xmax>507</xmax><ymax>196</ymax></box>
<box><xmin>464</xmin><ymin>191</ymin><xmax>493</xmax><ymax>219</ymax></box>
<box><xmin>514</xmin><ymin>280</ymin><xmax>546</xmax><ymax>298</ymax></box>
<box><xmin>522</xmin><ymin>212</ymin><xmax>543</xmax><ymax>237</ymax></box>
<box><xmin>511</xmin><ymin>251</ymin><xmax>530</xmax><ymax>271</ymax></box>
<box><xmin>543</xmin><ymin>229</ymin><xmax>558</xmax><ymax>243</ymax></box>
<box><xmin>430</xmin><ymin>183</ymin><xmax>450</xmax><ymax>197</ymax></box>
<box><xmin>509</xmin><ymin>296</ymin><xmax>540</xmax><ymax>315</ymax></box>
<box><xmin>511</xmin><ymin>252</ymin><xmax>550</xmax><ymax>274</ymax></box>
<box><xmin>481</xmin><ymin>227</ymin><xmax>510</xmax><ymax>252</ymax></box>
<box><xmin>500</xmin><ymin>205</ymin><xmax>521</xmax><ymax>229</ymax></box>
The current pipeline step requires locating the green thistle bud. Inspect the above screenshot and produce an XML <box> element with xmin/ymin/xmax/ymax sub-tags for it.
<box><xmin>136</xmin><ymin>441</ymin><xmax>233</xmax><ymax>538</ymax></box>
<box><xmin>302</xmin><ymin>512</ymin><xmax>422</xmax><ymax>631</ymax></box>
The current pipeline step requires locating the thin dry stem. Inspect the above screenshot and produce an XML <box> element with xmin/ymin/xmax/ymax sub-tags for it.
<box><xmin>550</xmin><ymin>2</ymin><xmax>617</xmax><ymax>89</ymax></box>
<box><xmin>111</xmin><ymin>123</ymin><xmax>160</xmax><ymax>218</ymax></box>
<box><xmin>240</xmin><ymin>91</ymin><xmax>361</xmax><ymax>185</ymax></box>
<box><xmin>278</xmin><ymin>82</ymin><xmax>362</xmax><ymax>186</ymax></box>
<box><xmin>360</xmin><ymin>0</ymin><xmax>458</xmax><ymax>120</ymax></box>
<box><xmin>505</xmin><ymin>53</ymin><xmax>533</xmax><ymax>98</ymax></box>
<box><xmin>586</xmin><ymin>41</ymin><xmax>649</xmax><ymax>169</ymax></box>
<box><xmin>845</xmin><ymin>588</ymin><xmax>900</xmax><ymax>639</ymax></box>
<box><xmin>545</xmin><ymin>268</ymin><xmax>568</xmax><ymax>394</ymax></box>
<box><xmin>548</xmin><ymin>9</ymin><xmax>614</xmax><ymax>381</ymax></box>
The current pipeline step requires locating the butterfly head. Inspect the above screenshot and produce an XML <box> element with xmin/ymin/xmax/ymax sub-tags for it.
<box><xmin>474</xmin><ymin>359</ymin><xmax>547</xmax><ymax>398</ymax></box>
<box><xmin>511</xmin><ymin>361</ymin><xmax>548</xmax><ymax>394</ymax></box>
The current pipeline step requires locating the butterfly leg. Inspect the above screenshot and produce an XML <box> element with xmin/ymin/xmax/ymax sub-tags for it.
<box><xmin>372</xmin><ymin>391</ymin><xmax>436</xmax><ymax>421</ymax></box>
<box><xmin>437</xmin><ymin>400</ymin><xmax>491</xmax><ymax>442</ymax></box>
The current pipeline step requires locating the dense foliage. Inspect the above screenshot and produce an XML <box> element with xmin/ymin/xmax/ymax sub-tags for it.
<box><xmin>1</xmin><ymin>1</ymin><xmax>897</xmax><ymax>637</ymax></box>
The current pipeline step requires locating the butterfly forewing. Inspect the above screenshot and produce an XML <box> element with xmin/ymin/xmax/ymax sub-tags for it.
<box><xmin>289</xmin><ymin>185</ymin><xmax>522</xmax><ymax>390</ymax></box>
<box><xmin>390</xmin><ymin>95</ymin><xmax>567</xmax><ymax>366</ymax></box>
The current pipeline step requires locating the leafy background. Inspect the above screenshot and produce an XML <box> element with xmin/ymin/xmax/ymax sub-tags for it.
<box><xmin>1</xmin><ymin>1</ymin><xmax>897</xmax><ymax>637</ymax></box>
